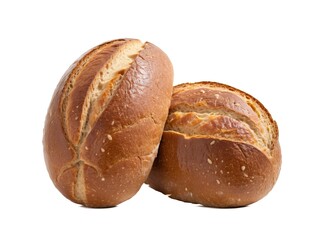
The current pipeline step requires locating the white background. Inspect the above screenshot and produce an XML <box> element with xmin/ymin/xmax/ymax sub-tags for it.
<box><xmin>1</xmin><ymin>0</ymin><xmax>319</xmax><ymax>239</ymax></box>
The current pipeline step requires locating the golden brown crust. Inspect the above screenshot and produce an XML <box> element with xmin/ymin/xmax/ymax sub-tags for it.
<box><xmin>168</xmin><ymin>81</ymin><xmax>279</xmax><ymax>155</ymax></box>
<box><xmin>147</xmin><ymin>81</ymin><xmax>281</xmax><ymax>207</ymax></box>
<box><xmin>43</xmin><ymin>39</ymin><xmax>173</xmax><ymax>207</ymax></box>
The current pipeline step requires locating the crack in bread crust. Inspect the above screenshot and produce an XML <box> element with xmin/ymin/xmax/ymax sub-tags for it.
<box><xmin>79</xmin><ymin>41</ymin><xmax>145</xmax><ymax>143</ymax></box>
<box><xmin>167</xmin><ymin>82</ymin><xmax>278</xmax><ymax>157</ymax></box>
<box><xmin>166</xmin><ymin>110</ymin><xmax>268</xmax><ymax>154</ymax></box>
<box><xmin>60</xmin><ymin>40</ymin><xmax>125</xmax><ymax>147</ymax></box>
<box><xmin>74</xmin><ymin>161</ymin><xmax>86</xmax><ymax>202</ymax></box>
<box><xmin>106</xmin><ymin>114</ymin><xmax>160</xmax><ymax>136</ymax></box>
<box><xmin>56</xmin><ymin>159</ymin><xmax>100</xmax><ymax>183</ymax></box>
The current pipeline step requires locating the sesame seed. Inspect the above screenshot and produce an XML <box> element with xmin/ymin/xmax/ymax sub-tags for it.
<box><xmin>200</xmin><ymin>89</ymin><xmax>205</xmax><ymax>93</ymax></box>
<box><xmin>237</xmin><ymin>198</ymin><xmax>241</xmax><ymax>202</ymax></box>
<box><xmin>220</xmin><ymin>170</ymin><xmax>223</xmax><ymax>174</ymax></box>
<box><xmin>210</xmin><ymin>140</ymin><xmax>215</xmax><ymax>145</ymax></box>
<box><xmin>241</xmin><ymin>166</ymin><xmax>246</xmax><ymax>171</ymax></box>
<box><xmin>228</xmin><ymin>182</ymin><xmax>231</xmax><ymax>186</ymax></box>
<box><xmin>207</xmin><ymin>158</ymin><xmax>213</xmax><ymax>164</ymax></box>
<box><xmin>75</xmin><ymin>116</ymin><xmax>78</xmax><ymax>120</ymax></box>
<box><xmin>214</xmin><ymin>93</ymin><xmax>220</xmax><ymax>99</ymax></box>
<box><xmin>85</xmin><ymin>146</ymin><xmax>89</xmax><ymax>150</ymax></box>
<box><xmin>243</xmin><ymin>173</ymin><xmax>249</xmax><ymax>177</ymax></box>
<box><xmin>100</xmin><ymin>148</ymin><xmax>105</xmax><ymax>152</ymax></box>
<box><xmin>216</xmin><ymin>180</ymin><xmax>221</xmax><ymax>184</ymax></box>
<box><xmin>101</xmin><ymin>177</ymin><xmax>105</xmax><ymax>181</ymax></box>
<box><xmin>107</xmin><ymin>134</ymin><xmax>112</xmax><ymax>140</ymax></box>
<box><xmin>111</xmin><ymin>120</ymin><xmax>115</xmax><ymax>125</ymax></box>
<box><xmin>185</xmin><ymin>187</ymin><xmax>188</xmax><ymax>191</ymax></box>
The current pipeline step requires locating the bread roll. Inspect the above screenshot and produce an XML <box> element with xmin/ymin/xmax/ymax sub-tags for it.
<box><xmin>43</xmin><ymin>39</ymin><xmax>173</xmax><ymax>207</ymax></box>
<box><xmin>147</xmin><ymin>82</ymin><xmax>281</xmax><ymax>207</ymax></box>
